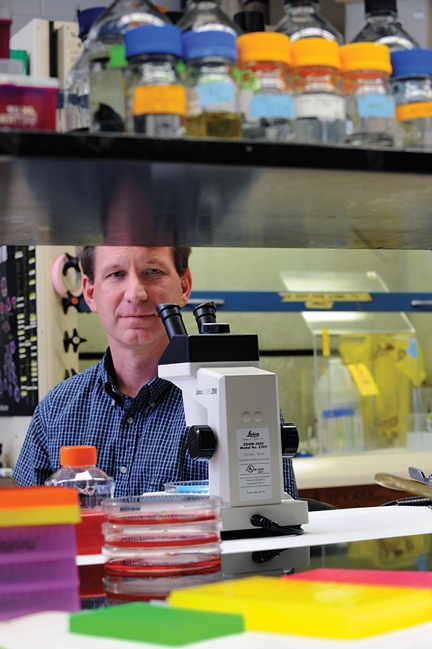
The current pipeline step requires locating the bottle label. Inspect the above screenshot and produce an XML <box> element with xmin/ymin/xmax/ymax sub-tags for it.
<box><xmin>357</xmin><ymin>94</ymin><xmax>395</xmax><ymax>119</ymax></box>
<box><xmin>197</xmin><ymin>81</ymin><xmax>236</xmax><ymax>112</ymax></box>
<box><xmin>294</xmin><ymin>93</ymin><xmax>345</xmax><ymax>120</ymax></box>
<box><xmin>396</xmin><ymin>101</ymin><xmax>432</xmax><ymax>121</ymax></box>
<box><xmin>236</xmin><ymin>427</ymin><xmax>272</xmax><ymax>501</ymax></box>
<box><xmin>133</xmin><ymin>85</ymin><xmax>186</xmax><ymax>116</ymax></box>
<box><xmin>248</xmin><ymin>94</ymin><xmax>296</xmax><ymax>120</ymax></box>
<box><xmin>348</xmin><ymin>362</ymin><xmax>380</xmax><ymax>397</ymax></box>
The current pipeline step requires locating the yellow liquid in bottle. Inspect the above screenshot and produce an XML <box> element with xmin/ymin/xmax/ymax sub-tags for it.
<box><xmin>185</xmin><ymin>112</ymin><xmax>242</xmax><ymax>139</ymax></box>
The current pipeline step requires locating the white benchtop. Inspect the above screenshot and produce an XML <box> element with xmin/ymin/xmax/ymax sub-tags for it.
<box><xmin>7</xmin><ymin>507</ymin><xmax>432</xmax><ymax>649</ymax></box>
<box><xmin>293</xmin><ymin>449</ymin><xmax>432</xmax><ymax>490</ymax></box>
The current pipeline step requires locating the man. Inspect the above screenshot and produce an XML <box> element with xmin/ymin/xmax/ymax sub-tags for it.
<box><xmin>13</xmin><ymin>246</ymin><xmax>298</xmax><ymax>498</ymax></box>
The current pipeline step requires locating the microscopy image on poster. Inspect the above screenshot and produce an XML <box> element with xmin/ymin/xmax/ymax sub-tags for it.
<box><xmin>0</xmin><ymin>246</ymin><xmax>38</xmax><ymax>416</ymax></box>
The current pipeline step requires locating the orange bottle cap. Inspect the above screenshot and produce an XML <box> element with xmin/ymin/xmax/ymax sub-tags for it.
<box><xmin>340</xmin><ymin>42</ymin><xmax>391</xmax><ymax>75</ymax></box>
<box><xmin>291</xmin><ymin>37</ymin><xmax>341</xmax><ymax>70</ymax></box>
<box><xmin>237</xmin><ymin>32</ymin><xmax>291</xmax><ymax>66</ymax></box>
<box><xmin>60</xmin><ymin>445</ymin><xmax>97</xmax><ymax>466</ymax></box>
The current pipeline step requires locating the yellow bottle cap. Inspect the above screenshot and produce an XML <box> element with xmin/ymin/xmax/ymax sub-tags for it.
<box><xmin>291</xmin><ymin>37</ymin><xmax>341</xmax><ymax>70</ymax></box>
<box><xmin>340</xmin><ymin>42</ymin><xmax>391</xmax><ymax>74</ymax></box>
<box><xmin>237</xmin><ymin>32</ymin><xmax>291</xmax><ymax>65</ymax></box>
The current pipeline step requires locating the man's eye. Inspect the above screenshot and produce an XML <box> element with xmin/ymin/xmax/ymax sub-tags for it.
<box><xmin>110</xmin><ymin>271</ymin><xmax>124</xmax><ymax>278</ymax></box>
<box><xmin>146</xmin><ymin>268</ymin><xmax>161</xmax><ymax>275</ymax></box>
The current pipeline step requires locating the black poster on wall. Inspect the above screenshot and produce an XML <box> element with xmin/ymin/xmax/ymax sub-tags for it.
<box><xmin>0</xmin><ymin>246</ymin><xmax>38</xmax><ymax>416</ymax></box>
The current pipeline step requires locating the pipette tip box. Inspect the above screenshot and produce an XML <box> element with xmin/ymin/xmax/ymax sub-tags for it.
<box><xmin>0</xmin><ymin>487</ymin><xmax>80</xmax><ymax>620</ymax></box>
<box><xmin>69</xmin><ymin>602</ymin><xmax>244</xmax><ymax>646</ymax></box>
<box><xmin>288</xmin><ymin>567</ymin><xmax>432</xmax><ymax>588</ymax></box>
<box><xmin>168</xmin><ymin>574</ymin><xmax>432</xmax><ymax>639</ymax></box>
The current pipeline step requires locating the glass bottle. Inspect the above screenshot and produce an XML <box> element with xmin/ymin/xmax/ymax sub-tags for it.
<box><xmin>184</xmin><ymin>30</ymin><xmax>242</xmax><ymax>139</ymax></box>
<box><xmin>351</xmin><ymin>0</ymin><xmax>419</xmax><ymax>52</ymax></box>
<box><xmin>391</xmin><ymin>48</ymin><xmax>432</xmax><ymax>149</ymax></box>
<box><xmin>87</xmin><ymin>0</ymin><xmax>169</xmax><ymax>132</ymax></box>
<box><xmin>275</xmin><ymin>0</ymin><xmax>343</xmax><ymax>45</ymax></box>
<box><xmin>0</xmin><ymin>0</ymin><xmax>11</xmax><ymax>59</ymax></box>
<box><xmin>125</xmin><ymin>24</ymin><xmax>186</xmax><ymax>137</ymax></box>
<box><xmin>341</xmin><ymin>42</ymin><xmax>395</xmax><ymax>146</ymax></box>
<box><xmin>234</xmin><ymin>10</ymin><xmax>265</xmax><ymax>34</ymax></box>
<box><xmin>64</xmin><ymin>7</ymin><xmax>106</xmax><ymax>132</ymax></box>
<box><xmin>291</xmin><ymin>37</ymin><xmax>345</xmax><ymax>145</ymax></box>
<box><xmin>237</xmin><ymin>32</ymin><xmax>296</xmax><ymax>142</ymax></box>
<box><xmin>177</xmin><ymin>0</ymin><xmax>241</xmax><ymax>37</ymax></box>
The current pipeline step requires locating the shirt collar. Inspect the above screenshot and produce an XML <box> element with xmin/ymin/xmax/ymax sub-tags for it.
<box><xmin>101</xmin><ymin>348</ymin><xmax>172</xmax><ymax>405</ymax></box>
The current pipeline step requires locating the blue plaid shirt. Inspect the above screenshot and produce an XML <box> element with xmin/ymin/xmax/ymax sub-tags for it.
<box><xmin>13</xmin><ymin>350</ymin><xmax>298</xmax><ymax>498</ymax></box>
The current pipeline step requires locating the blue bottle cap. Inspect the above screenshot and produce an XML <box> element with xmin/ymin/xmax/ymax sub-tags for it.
<box><xmin>125</xmin><ymin>24</ymin><xmax>183</xmax><ymax>59</ymax></box>
<box><xmin>183</xmin><ymin>30</ymin><xmax>237</xmax><ymax>61</ymax></box>
<box><xmin>78</xmin><ymin>7</ymin><xmax>106</xmax><ymax>39</ymax></box>
<box><xmin>391</xmin><ymin>48</ymin><xmax>432</xmax><ymax>77</ymax></box>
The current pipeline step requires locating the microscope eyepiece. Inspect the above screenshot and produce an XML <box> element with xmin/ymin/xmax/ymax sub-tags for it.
<box><xmin>156</xmin><ymin>303</ymin><xmax>188</xmax><ymax>339</ymax></box>
<box><xmin>192</xmin><ymin>301</ymin><xmax>231</xmax><ymax>334</ymax></box>
<box><xmin>193</xmin><ymin>301</ymin><xmax>217</xmax><ymax>333</ymax></box>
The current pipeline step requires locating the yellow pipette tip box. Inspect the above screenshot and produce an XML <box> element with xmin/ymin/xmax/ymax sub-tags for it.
<box><xmin>168</xmin><ymin>575</ymin><xmax>432</xmax><ymax>639</ymax></box>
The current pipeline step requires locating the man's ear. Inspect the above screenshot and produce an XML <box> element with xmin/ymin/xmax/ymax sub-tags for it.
<box><xmin>179</xmin><ymin>268</ymin><xmax>192</xmax><ymax>307</ymax></box>
<box><xmin>82</xmin><ymin>276</ymin><xmax>98</xmax><ymax>313</ymax></box>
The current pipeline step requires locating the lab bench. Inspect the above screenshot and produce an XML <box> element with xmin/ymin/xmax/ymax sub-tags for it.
<box><xmin>3</xmin><ymin>506</ymin><xmax>432</xmax><ymax>649</ymax></box>
<box><xmin>294</xmin><ymin>449</ymin><xmax>432</xmax><ymax>508</ymax></box>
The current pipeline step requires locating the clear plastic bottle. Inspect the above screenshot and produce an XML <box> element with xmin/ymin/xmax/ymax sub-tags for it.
<box><xmin>87</xmin><ymin>0</ymin><xmax>169</xmax><ymax>132</ymax></box>
<box><xmin>315</xmin><ymin>358</ymin><xmax>364</xmax><ymax>454</ymax></box>
<box><xmin>351</xmin><ymin>0</ymin><xmax>419</xmax><ymax>53</ymax></box>
<box><xmin>64</xmin><ymin>7</ymin><xmax>106</xmax><ymax>132</ymax></box>
<box><xmin>237</xmin><ymin>32</ymin><xmax>296</xmax><ymax>142</ymax></box>
<box><xmin>177</xmin><ymin>0</ymin><xmax>241</xmax><ymax>36</ymax></box>
<box><xmin>341</xmin><ymin>42</ymin><xmax>395</xmax><ymax>146</ymax></box>
<box><xmin>291</xmin><ymin>37</ymin><xmax>345</xmax><ymax>144</ymax></box>
<box><xmin>391</xmin><ymin>48</ymin><xmax>432</xmax><ymax>148</ymax></box>
<box><xmin>275</xmin><ymin>1</ymin><xmax>343</xmax><ymax>45</ymax></box>
<box><xmin>45</xmin><ymin>445</ymin><xmax>114</xmax><ymax>509</ymax></box>
<box><xmin>124</xmin><ymin>24</ymin><xmax>186</xmax><ymax>137</ymax></box>
<box><xmin>184</xmin><ymin>30</ymin><xmax>242</xmax><ymax>139</ymax></box>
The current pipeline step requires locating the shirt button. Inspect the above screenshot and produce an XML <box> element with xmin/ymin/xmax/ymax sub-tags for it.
<box><xmin>111</xmin><ymin>400</ymin><xmax>116</xmax><ymax>406</ymax></box>
<box><xmin>120</xmin><ymin>466</ymin><xmax>128</xmax><ymax>474</ymax></box>
<box><xmin>149</xmin><ymin>402</ymin><xmax>156</xmax><ymax>408</ymax></box>
<box><xmin>127</xmin><ymin>417</ymin><xmax>134</xmax><ymax>424</ymax></box>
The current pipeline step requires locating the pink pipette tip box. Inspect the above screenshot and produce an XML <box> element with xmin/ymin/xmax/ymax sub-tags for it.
<box><xmin>286</xmin><ymin>568</ymin><xmax>432</xmax><ymax>589</ymax></box>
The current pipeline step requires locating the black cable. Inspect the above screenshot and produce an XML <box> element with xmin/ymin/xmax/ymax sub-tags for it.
<box><xmin>250</xmin><ymin>514</ymin><xmax>304</xmax><ymax>536</ymax></box>
<box><xmin>381</xmin><ymin>496</ymin><xmax>432</xmax><ymax>507</ymax></box>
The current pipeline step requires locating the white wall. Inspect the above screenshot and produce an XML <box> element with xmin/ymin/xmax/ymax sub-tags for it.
<box><xmin>9</xmin><ymin>0</ymin><xmax>181</xmax><ymax>35</ymax></box>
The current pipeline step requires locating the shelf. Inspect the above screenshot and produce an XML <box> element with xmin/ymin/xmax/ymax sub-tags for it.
<box><xmin>1</xmin><ymin>130</ymin><xmax>432</xmax><ymax>247</ymax></box>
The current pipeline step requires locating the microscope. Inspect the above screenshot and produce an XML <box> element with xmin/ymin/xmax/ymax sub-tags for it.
<box><xmin>157</xmin><ymin>302</ymin><xmax>309</xmax><ymax>539</ymax></box>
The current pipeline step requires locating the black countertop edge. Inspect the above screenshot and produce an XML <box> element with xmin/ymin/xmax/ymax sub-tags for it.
<box><xmin>1</xmin><ymin>130</ymin><xmax>432</xmax><ymax>174</ymax></box>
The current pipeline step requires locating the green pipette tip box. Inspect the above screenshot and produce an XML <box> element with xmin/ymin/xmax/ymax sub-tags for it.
<box><xmin>69</xmin><ymin>602</ymin><xmax>244</xmax><ymax>646</ymax></box>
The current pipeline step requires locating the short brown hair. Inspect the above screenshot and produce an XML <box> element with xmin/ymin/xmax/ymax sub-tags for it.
<box><xmin>76</xmin><ymin>246</ymin><xmax>192</xmax><ymax>283</ymax></box>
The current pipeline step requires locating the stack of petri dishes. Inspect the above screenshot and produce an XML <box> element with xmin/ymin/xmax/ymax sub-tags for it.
<box><xmin>101</xmin><ymin>493</ymin><xmax>222</xmax><ymax>604</ymax></box>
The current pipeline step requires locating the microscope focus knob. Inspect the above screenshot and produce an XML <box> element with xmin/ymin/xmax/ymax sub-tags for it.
<box><xmin>187</xmin><ymin>425</ymin><xmax>217</xmax><ymax>460</ymax></box>
<box><xmin>281</xmin><ymin>423</ymin><xmax>299</xmax><ymax>458</ymax></box>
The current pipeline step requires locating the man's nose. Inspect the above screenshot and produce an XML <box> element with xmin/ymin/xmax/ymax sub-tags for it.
<box><xmin>125</xmin><ymin>274</ymin><xmax>148</xmax><ymax>301</ymax></box>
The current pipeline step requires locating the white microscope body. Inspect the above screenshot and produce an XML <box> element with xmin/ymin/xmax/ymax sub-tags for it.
<box><xmin>157</xmin><ymin>303</ymin><xmax>309</xmax><ymax>537</ymax></box>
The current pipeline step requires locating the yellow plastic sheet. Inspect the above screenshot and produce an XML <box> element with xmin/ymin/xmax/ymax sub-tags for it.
<box><xmin>338</xmin><ymin>334</ymin><xmax>426</xmax><ymax>448</ymax></box>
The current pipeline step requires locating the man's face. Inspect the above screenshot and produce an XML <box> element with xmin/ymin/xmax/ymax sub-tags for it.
<box><xmin>82</xmin><ymin>247</ymin><xmax>192</xmax><ymax>355</ymax></box>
